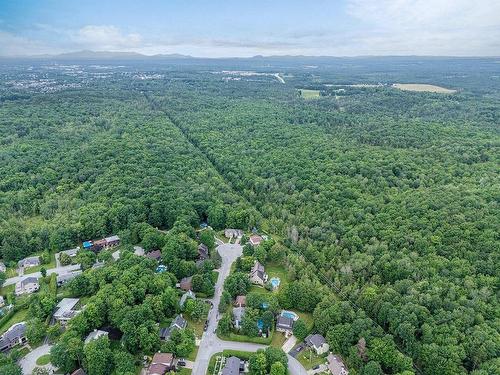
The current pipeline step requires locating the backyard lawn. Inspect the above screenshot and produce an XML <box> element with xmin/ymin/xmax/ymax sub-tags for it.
<box><xmin>297</xmin><ymin>349</ymin><xmax>328</xmax><ymax>370</ymax></box>
<box><xmin>0</xmin><ymin>308</ymin><xmax>28</xmax><ymax>334</ymax></box>
<box><xmin>24</xmin><ymin>254</ymin><xmax>57</xmax><ymax>275</ymax></box>
<box><xmin>270</xmin><ymin>331</ymin><xmax>287</xmax><ymax>348</ymax></box>
<box><xmin>249</xmin><ymin>262</ymin><xmax>289</xmax><ymax>295</ymax></box>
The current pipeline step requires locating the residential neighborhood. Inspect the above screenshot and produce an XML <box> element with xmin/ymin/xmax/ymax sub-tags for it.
<box><xmin>0</xmin><ymin>227</ymin><xmax>350</xmax><ymax>375</ymax></box>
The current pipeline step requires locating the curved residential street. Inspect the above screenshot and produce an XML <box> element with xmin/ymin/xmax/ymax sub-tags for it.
<box><xmin>191</xmin><ymin>243</ymin><xmax>307</xmax><ymax>375</ymax></box>
<box><xmin>19</xmin><ymin>344</ymin><xmax>54</xmax><ymax>374</ymax></box>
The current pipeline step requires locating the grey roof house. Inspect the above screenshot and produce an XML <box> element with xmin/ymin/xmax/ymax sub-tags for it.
<box><xmin>57</xmin><ymin>270</ymin><xmax>82</xmax><ymax>286</ymax></box>
<box><xmin>249</xmin><ymin>261</ymin><xmax>267</xmax><ymax>286</ymax></box>
<box><xmin>15</xmin><ymin>276</ymin><xmax>39</xmax><ymax>296</ymax></box>
<box><xmin>222</xmin><ymin>356</ymin><xmax>243</xmax><ymax>375</ymax></box>
<box><xmin>305</xmin><ymin>333</ymin><xmax>330</xmax><ymax>355</ymax></box>
<box><xmin>224</xmin><ymin>229</ymin><xmax>243</xmax><ymax>239</ymax></box>
<box><xmin>0</xmin><ymin>322</ymin><xmax>27</xmax><ymax>352</ymax></box>
<box><xmin>17</xmin><ymin>256</ymin><xmax>40</xmax><ymax>269</ymax></box>
<box><xmin>85</xmin><ymin>329</ymin><xmax>109</xmax><ymax>344</ymax></box>
<box><xmin>327</xmin><ymin>354</ymin><xmax>349</xmax><ymax>375</ymax></box>
<box><xmin>198</xmin><ymin>244</ymin><xmax>209</xmax><ymax>260</ymax></box>
<box><xmin>276</xmin><ymin>315</ymin><xmax>294</xmax><ymax>334</ymax></box>
<box><xmin>159</xmin><ymin>315</ymin><xmax>187</xmax><ymax>341</ymax></box>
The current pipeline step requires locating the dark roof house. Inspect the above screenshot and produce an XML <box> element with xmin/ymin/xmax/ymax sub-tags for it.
<box><xmin>198</xmin><ymin>244</ymin><xmax>209</xmax><ymax>260</ymax></box>
<box><xmin>249</xmin><ymin>261</ymin><xmax>267</xmax><ymax>286</ymax></box>
<box><xmin>148</xmin><ymin>352</ymin><xmax>175</xmax><ymax>375</ymax></box>
<box><xmin>146</xmin><ymin>250</ymin><xmax>162</xmax><ymax>261</ymax></box>
<box><xmin>179</xmin><ymin>276</ymin><xmax>193</xmax><ymax>291</ymax></box>
<box><xmin>159</xmin><ymin>315</ymin><xmax>187</xmax><ymax>341</ymax></box>
<box><xmin>276</xmin><ymin>315</ymin><xmax>294</xmax><ymax>333</ymax></box>
<box><xmin>222</xmin><ymin>356</ymin><xmax>242</xmax><ymax>375</ymax></box>
<box><xmin>0</xmin><ymin>322</ymin><xmax>27</xmax><ymax>352</ymax></box>
<box><xmin>305</xmin><ymin>333</ymin><xmax>329</xmax><ymax>355</ymax></box>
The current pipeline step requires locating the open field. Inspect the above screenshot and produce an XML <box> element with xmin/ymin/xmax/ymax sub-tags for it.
<box><xmin>392</xmin><ymin>83</ymin><xmax>456</xmax><ymax>93</ymax></box>
<box><xmin>298</xmin><ymin>89</ymin><xmax>320</xmax><ymax>99</ymax></box>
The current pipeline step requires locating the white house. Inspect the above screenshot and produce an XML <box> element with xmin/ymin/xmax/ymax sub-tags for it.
<box><xmin>54</xmin><ymin>298</ymin><xmax>81</xmax><ymax>325</ymax></box>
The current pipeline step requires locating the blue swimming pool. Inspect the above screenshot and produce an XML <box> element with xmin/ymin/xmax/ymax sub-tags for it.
<box><xmin>270</xmin><ymin>277</ymin><xmax>281</xmax><ymax>288</ymax></box>
<box><xmin>281</xmin><ymin>310</ymin><xmax>299</xmax><ymax>320</ymax></box>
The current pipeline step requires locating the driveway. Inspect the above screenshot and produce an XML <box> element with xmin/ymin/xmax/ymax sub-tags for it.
<box><xmin>19</xmin><ymin>343</ymin><xmax>55</xmax><ymax>374</ymax></box>
<box><xmin>191</xmin><ymin>242</ymin><xmax>307</xmax><ymax>375</ymax></box>
<box><xmin>4</xmin><ymin>264</ymin><xmax>81</xmax><ymax>286</ymax></box>
<box><xmin>282</xmin><ymin>335</ymin><xmax>297</xmax><ymax>354</ymax></box>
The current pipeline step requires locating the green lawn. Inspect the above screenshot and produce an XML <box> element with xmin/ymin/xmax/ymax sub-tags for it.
<box><xmin>0</xmin><ymin>308</ymin><xmax>28</xmax><ymax>334</ymax></box>
<box><xmin>0</xmin><ymin>283</ymin><xmax>15</xmax><ymax>296</ymax></box>
<box><xmin>177</xmin><ymin>368</ymin><xmax>192</xmax><ymax>375</ymax></box>
<box><xmin>187</xmin><ymin>315</ymin><xmax>208</xmax><ymax>338</ymax></box>
<box><xmin>217</xmin><ymin>330</ymin><xmax>273</xmax><ymax>345</ymax></box>
<box><xmin>297</xmin><ymin>312</ymin><xmax>314</xmax><ymax>330</ymax></box>
<box><xmin>297</xmin><ymin>349</ymin><xmax>327</xmax><ymax>370</ymax></box>
<box><xmin>270</xmin><ymin>331</ymin><xmax>287</xmax><ymax>348</ymax></box>
<box><xmin>248</xmin><ymin>262</ymin><xmax>289</xmax><ymax>295</ymax></box>
<box><xmin>24</xmin><ymin>254</ymin><xmax>57</xmax><ymax>275</ymax></box>
<box><xmin>36</xmin><ymin>354</ymin><xmax>51</xmax><ymax>366</ymax></box>
<box><xmin>187</xmin><ymin>345</ymin><xmax>199</xmax><ymax>361</ymax></box>
<box><xmin>298</xmin><ymin>89</ymin><xmax>321</xmax><ymax>99</ymax></box>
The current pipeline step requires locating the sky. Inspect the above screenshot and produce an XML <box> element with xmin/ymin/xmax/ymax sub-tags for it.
<box><xmin>0</xmin><ymin>0</ymin><xmax>499</xmax><ymax>57</ymax></box>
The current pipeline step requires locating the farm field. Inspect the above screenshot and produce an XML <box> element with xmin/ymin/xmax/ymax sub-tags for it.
<box><xmin>392</xmin><ymin>83</ymin><xmax>457</xmax><ymax>93</ymax></box>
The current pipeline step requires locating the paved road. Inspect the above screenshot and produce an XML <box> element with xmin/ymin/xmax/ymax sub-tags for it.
<box><xmin>4</xmin><ymin>264</ymin><xmax>81</xmax><ymax>286</ymax></box>
<box><xmin>19</xmin><ymin>343</ymin><xmax>54</xmax><ymax>374</ymax></box>
<box><xmin>191</xmin><ymin>243</ymin><xmax>307</xmax><ymax>375</ymax></box>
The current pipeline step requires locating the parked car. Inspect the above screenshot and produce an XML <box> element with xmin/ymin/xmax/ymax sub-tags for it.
<box><xmin>178</xmin><ymin>359</ymin><xmax>186</xmax><ymax>367</ymax></box>
<box><xmin>312</xmin><ymin>365</ymin><xmax>320</xmax><ymax>370</ymax></box>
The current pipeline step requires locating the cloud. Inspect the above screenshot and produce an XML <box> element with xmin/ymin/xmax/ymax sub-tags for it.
<box><xmin>72</xmin><ymin>25</ymin><xmax>142</xmax><ymax>50</ymax></box>
<box><xmin>344</xmin><ymin>0</ymin><xmax>500</xmax><ymax>55</ymax></box>
<box><xmin>0</xmin><ymin>31</ymin><xmax>61</xmax><ymax>56</ymax></box>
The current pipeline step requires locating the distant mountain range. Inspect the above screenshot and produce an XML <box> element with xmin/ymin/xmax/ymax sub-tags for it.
<box><xmin>9</xmin><ymin>50</ymin><xmax>194</xmax><ymax>60</ymax></box>
<box><xmin>2</xmin><ymin>50</ymin><xmax>495</xmax><ymax>61</ymax></box>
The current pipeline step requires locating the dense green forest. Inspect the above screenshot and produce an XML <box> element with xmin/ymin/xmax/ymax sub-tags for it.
<box><xmin>0</xmin><ymin>57</ymin><xmax>498</xmax><ymax>374</ymax></box>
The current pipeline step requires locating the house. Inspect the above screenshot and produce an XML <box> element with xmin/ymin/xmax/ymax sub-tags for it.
<box><xmin>327</xmin><ymin>354</ymin><xmax>348</xmax><ymax>375</ymax></box>
<box><xmin>146</xmin><ymin>250</ymin><xmax>162</xmax><ymax>261</ymax></box>
<box><xmin>85</xmin><ymin>329</ymin><xmax>108</xmax><ymax>344</ymax></box>
<box><xmin>249</xmin><ymin>261</ymin><xmax>268</xmax><ymax>286</ymax></box>
<box><xmin>57</xmin><ymin>270</ymin><xmax>82</xmax><ymax>286</ymax></box>
<box><xmin>159</xmin><ymin>315</ymin><xmax>187</xmax><ymax>341</ymax></box>
<box><xmin>222</xmin><ymin>356</ymin><xmax>243</xmax><ymax>375</ymax></box>
<box><xmin>233</xmin><ymin>307</ymin><xmax>245</xmax><ymax>329</ymax></box>
<box><xmin>133</xmin><ymin>246</ymin><xmax>145</xmax><ymax>256</ymax></box>
<box><xmin>276</xmin><ymin>315</ymin><xmax>294</xmax><ymax>334</ymax></box>
<box><xmin>60</xmin><ymin>247</ymin><xmax>79</xmax><ymax>258</ymax></box>
<box><xmin>249</xmin><ymin>235</ymin><xmax>263</xmax><ymax>246</ymax></box>
<box><xmin>0</xmin><ymin>262</ymin><xmax>6</xmax><ymax>273</ymax></box>
<box><xmin>198</xmin><ymin>244</ymin><xmax>209</xmax><ymax>260</ymax></box>
<box><xmin>179</xmin><ymin>276</ymin><xmax>193</xmax><ymax>291</ymax></box>
<box><xmin>17</xmin><ymin>256</ymin><xmax>40</xmax><ymax>269</ymax></box>
<box><xmin>234</xmin><ymin>295</ymin><xmax>246</xmax><ymax>307</ymax></box>
<box><xmin>148</xmin><ymin>352</ymin><xmax>175</xmax><ymax>375</ymax></box>
<box><xmin>71</xmin><ymin>369</ymin><xmax>86</xmax><ymax>375</ymax></box>
<box><xmin>92</xmin><ymin>239</ymin><xmax>107</xmax><ymax>252</ymax></box>
<box><xmin>54</xmin><ymin>298</ymin><xmax>81</xmax><ymax>325</ymax></box>
<box><xmin>180</xmin><ymin>290</ymin><xmax>196</xmax><ymax>308</ymax></box>
<box><xmin>224</xmin><ymin>229</ymin><xmax>243</xmax><ymax>239</ymax></box>
<box><xmin>0</xmin><ymin>322</ymin><xmax>27</xmax><ymax>352</ymax></box>
<box><xmin>305</xmin><ymin>334</ymin><xmax>329</xmax><ymax>355</ymax></box>
<box><xmin>15</xmin><ymin>276</ymin><xmax>39</xmax><ymax>296</ymax></box>
<box><xmin>105</xmin><ymin>235</ymin><xmax>120</xmax><ymax>247</ymax></box>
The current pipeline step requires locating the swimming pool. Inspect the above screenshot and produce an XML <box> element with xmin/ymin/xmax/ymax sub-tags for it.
<box><xmin>281</xmin><ymin>310</ymin><xmax>299</xmax><ymax>321</ymax></box>
<box><xmin>270</xmin><ymin>277</ymin><xmax>281</xmax><ymax>289</ymax></box>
